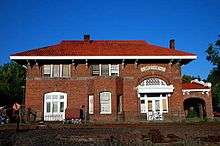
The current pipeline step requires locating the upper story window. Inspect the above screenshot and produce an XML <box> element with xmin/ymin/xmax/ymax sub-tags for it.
<box><xmin>91</xmin><ymin>64</ymin><xmax>119</xmax><ymax>76</ymax></box>
<box><xmin>43</xmin><ymin>64</ymin><xmax>70</xmax><ymax>78</ymax></box>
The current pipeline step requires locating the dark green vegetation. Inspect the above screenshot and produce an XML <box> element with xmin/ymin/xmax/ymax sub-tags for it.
<box><xmin>182</xmin><ymin>75</ymin><xmax>201</xmax><ymax>83</ymax></box>
<box><xmin>206</xmin><ymin>35</ymin><xmax>220</xmax><ymax>112</ymax></box>
<box><xmin>182</xmin><ymin>35</ymin><xmax>220</xmax><ymax>112</ymax></box>
<box><xmin>0</xmin><ymin>62</ymin><xmax>25</xmax><ymax>106</ymax></box>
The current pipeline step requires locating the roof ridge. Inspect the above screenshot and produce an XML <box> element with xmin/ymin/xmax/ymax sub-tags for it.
<box><xmin>60</xmin><ymin>40</ymin><xmax>147</xmax><ymax>45</ymax></box>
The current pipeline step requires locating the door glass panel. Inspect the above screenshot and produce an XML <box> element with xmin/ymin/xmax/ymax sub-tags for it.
<box><xmin>148</xmin><ymin>100</ymin><xmax>152</xmax><ymax>112</ymax></box>
<box><xmin>155</xmin><ymin>100</ymin><xmax>160</xmax><ymax>111</ymax></box>
<box><xmin>52</xmin><ymin>102</ymin><xmax>58</xmax><ymax>113</ymax></box>
<box><xmin>60</xmin><ymin>102</ymin><xmax>64</xmax><ymax>112</ymax></box>
<box><xmin>46</xmin><ymin>102</ymin><xmax>51</xmax><ymax>113</ymax></box>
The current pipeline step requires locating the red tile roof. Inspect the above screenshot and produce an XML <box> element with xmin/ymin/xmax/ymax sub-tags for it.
<box><xmin>182</xmin><ymin>82</ymin><xmax>210</xmax><ymax>90</ymax></box>
<box><xmin>11</xmin><ymin>40</ymin><xmax>195</xmax><ymax>57</ymax></box>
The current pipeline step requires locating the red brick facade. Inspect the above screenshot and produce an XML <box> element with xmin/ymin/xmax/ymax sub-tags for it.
<box><xmin>24</xmin><ymin>61</ymin><xmax>210</xmax><ymax>122</ymax></box>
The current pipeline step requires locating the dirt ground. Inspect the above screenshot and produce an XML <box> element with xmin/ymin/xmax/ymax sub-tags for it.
<box><xmin>1</xmin><ymin>122</ymin><xmax>220</xmax><ymax>146</ymax></box>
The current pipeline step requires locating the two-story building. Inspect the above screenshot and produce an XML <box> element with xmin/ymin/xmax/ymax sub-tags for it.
<box><xmin>10</xmin><ymin>35</ymin><xmax>213</xmax><ymax>122</ymax></box>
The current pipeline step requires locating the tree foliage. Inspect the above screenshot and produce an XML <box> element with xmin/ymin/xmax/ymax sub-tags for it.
<box><xmin>182</xmin><ymin>74</ymin><xmax>201</xmax><ymax>83</ymax></box>
<box><xmin>0</xmin><ymin>62</ymin><xmax>26</xmax><ymax>106</ymax></box>
<box><xmin>206</xmin><ymin>35</ymin><xmax>220</xmax><ymax>111</ymax></box>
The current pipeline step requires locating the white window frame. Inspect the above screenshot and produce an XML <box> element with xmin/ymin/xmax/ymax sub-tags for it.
<box><xmin>139</xmin><ymin>94</ymin><xmax>168</xmax><ymax>114</ymax></box>
<box><xmin>110</xmin><ymin>64</ymin><xmax>119</xmax><ymax>76</ymax></box>
<box><xmin>43</xmin><ymin>64</ymin><xmax>70</xmax><ymax>78</ymax></box>
<box><xmin>100</xmin><ymin>92</ymin><xmax>112</xmax><ymax>114</ymax></box>
<box><xmin>91</xmin><ymin>64</ymin><xmax>119</xmax><ymax>76</ymax></box>
<box><xmin>88</xmin><ymin>95</ymin><xmax>94</xmax><ymax>114</ymax></box>
<box><xmin>43</xmin><ymin>65</ymin><xmax>51</xmax><ymax>77</ymax></box>
<box><xmin>44</xmin><ymin>92</ymin><xmax>67</xmax><ymax>121</ymax></box>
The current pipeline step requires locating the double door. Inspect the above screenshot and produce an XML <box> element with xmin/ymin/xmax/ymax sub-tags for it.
<box><xmin>140</xmin><ymin>95</ymin><xmax>168</xmax><ymax>121</ymax></box>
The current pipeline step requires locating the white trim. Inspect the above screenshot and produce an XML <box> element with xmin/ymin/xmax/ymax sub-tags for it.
<box><xmin>10</xmin><ymin>55</ymin><xmax>197</xmax><ymax>60</ymax></box>
<box><xmin>182</xmin><ymin>89</ymin><xmax>210</xmax><ymax>92</ymax></box>
<box><xmin>88</xmin><ymin>95</ymin><xmax>94</xmax><ymax>114</ymax></box>
<box><xmin>100</xmin><ymin>92</ymin><xmax>112</xmax><ymax>114</ymax></box>
<box><xmin>44</xmin><ymin>92</ymin><xmax>67</xmax><ymax>121</ymax></box>
<box><xmin>138</xmin><ymin>86</ymin><xmax>174</xmax><ymax>93</ymax></box>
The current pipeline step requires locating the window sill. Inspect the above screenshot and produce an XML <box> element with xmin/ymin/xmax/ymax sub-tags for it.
<box><xmin>100</xmin><ymin>112</ymin><xmax>112</xmax><ymax>115</ymax></box>
<box><xmin>43</xmin><ymin>77</ymin><xmax>71</xmax><ymax>79</ymax></box>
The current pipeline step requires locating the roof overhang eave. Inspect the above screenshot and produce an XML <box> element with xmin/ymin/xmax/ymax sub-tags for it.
<box><xmin>10</xmin><ymin>55</ymin><xmax>197</xmax><ymax>60</ymax></box>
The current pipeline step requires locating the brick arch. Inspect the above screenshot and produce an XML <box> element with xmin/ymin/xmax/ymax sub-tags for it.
<box><xmin>136</xmin><ymin>74</ymin><xmax>171</xmax><ymax>87</ymax></box>
<box><xmin>183</xmin><ymin>95</ymin><xmax>208</xmax><ymax>110</ymax></box>
<box><xmin>183</xmin><ymin>92</ymin><xmax>208</xmax><ymax>103</ymax></box>
<box><xmin>183</xmin><ymin>97</ymin><xmax>207</xmax><ymax>118</ymax></box>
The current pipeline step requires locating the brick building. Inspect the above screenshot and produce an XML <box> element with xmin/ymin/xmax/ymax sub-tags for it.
<box><xmin>10</xmin><ymin>35</ymin><xmax>213</xmax><ymax>122</ymax></box>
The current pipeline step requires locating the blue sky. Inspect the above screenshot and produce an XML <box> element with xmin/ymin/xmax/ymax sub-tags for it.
<box><xmin>0</xmin><ymin>0</ymin><xmax>220</xmax><ymax>79</ymax></box>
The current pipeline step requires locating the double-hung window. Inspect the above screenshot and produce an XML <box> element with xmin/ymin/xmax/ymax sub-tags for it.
<box><xmin>53</xmin><ymin>65</ymin><xmax>60</xmax><ymax>77</ymax></box>
<box><xmin>43</xmin><ymin>64</ymin><xmax>70</xmax><ymax>78</ymax></box>
<box><xmin>100</xmin><ymin>92</ymin><xmax>111</xmax><ymax>114</ymax></box>
<box><xmin>110</xmin><ymin>64</ymin><xmax>119</xmax><ymax>76</ymax></box>
<box><xmin>91</xmin><ymin>65</ymin><xmax>100</xmax><ymax>76</ymax></box>
<box><xmin>91</xmin><ymin>64</ymin><xmax>119</xmax><ymax>76</ymax></box>
<box><xmin>101</xmin><ymin>64</ymin><xmax>109</xmax><ymax>76</ymax></box>
<box><xmin>43</xmin><ymin>65</ymin><xmax>51</xmax><ymax>77</ymax></box>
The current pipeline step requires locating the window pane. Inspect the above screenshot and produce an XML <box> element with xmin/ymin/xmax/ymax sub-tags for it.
<box><xmin>60</xmin><ymin>95</ymin><xmax>64</xmax><ymax>99</ymax></box>
<box><xmin>46</xmin><ymin>102</ymin><xmax>51</xmax><ymax>113</ymax></box>
<box><xmin>52</xmin><ymin>95</ymin><xmax>58</xmax><ymax>100</ymax></box>
<box><xmin>117</xmin><ymin>95</ymin><xmax>123</xmax><ymax>113</ymax></box>
<box><xmin>111</xmin><ymin>64</ymin><xmax>119</xmax><ymax>76</ymax></box>
<box><xmin>155</xmin><ymin>100</ymin><xmax>160</xmax><ymax>111</ymax></box>
<box><xmin>62</xmin><ymin>65</ymin><xmax>70</xmax><ymax>77</ymax></box>
<box><xmin>141</xmin><ymin>100</ymin><xmax>145</xmax><ymax>104</ymax></box>
<box><xmin>60</xmin><ymin>102</ymin><xmax>64</xmax><ymax>112</ymax></box>
<box><xmin>101</xmin><ymin>65</ymin><xmax>109</xmax><ymax>76</ymax></box>
<box><xmin>46</xmin><ymin>95</ymin><xmax>51</xmax><ymax>100</ymax></box>
<box><xmin>100</xmin><ymin>92</ymin><xmax>111</xmax><ymax>113</ymax></box>
<box><xmin>44</xmin><ymin>65</ymin><xmax>51</xmax><ymax>77</ymax></box>
<box><xmin>162</xmin><ymin>99</ymin><xmax>167</xmax><ymax>111</ymax></box>
<box><xmin>92</xmin><ymin>65</ymin><xmax>100</xmax><ymax>76</ymax></box>
<box><xmin>52</xmin><ymin>102</ymin><xmax>58</xmax><ymax>113</ymax></box>
<box><xmin>148</xmin><ymin>100</ymin><xmax>152</xmax><ymax>112</ymax></box>
<box><xmin>53</xmin><ymin>65</ymin><xmax>60</xmax><ymax>77</ymax></box>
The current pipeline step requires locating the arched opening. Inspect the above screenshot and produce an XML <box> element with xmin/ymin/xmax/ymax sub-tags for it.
<box><xmin>184</xmin><ymin>98</ymin><xmax>206</xmax><ymax>119</ymax></box>
<box><xmin>137</xmin><ymin>78</ymin><xmax>174</xmax><ymax>120</ymax></box>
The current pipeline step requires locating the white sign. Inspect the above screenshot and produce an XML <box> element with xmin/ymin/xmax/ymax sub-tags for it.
<box><xmin>141</xmin><ymin>66</ymin><xmax>166</xmax><ymax>72</ymax></box>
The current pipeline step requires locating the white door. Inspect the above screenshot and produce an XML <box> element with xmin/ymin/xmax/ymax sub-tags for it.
<box><xmin>146</xmin><ymin>99</ymin><xmax>163</xmax><ymax>120</ymax></box>
<box><xmin>44</xmin><ymin>92</ymin><xmax>67</xmax><ymax>121</ymax></box>
<box><xmin>140</xmin><ymin>94</ymin><xmax>168</xmax><ymax>121</ymax></box>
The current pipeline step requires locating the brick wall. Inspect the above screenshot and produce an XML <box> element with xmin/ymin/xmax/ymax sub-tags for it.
<box><xmin>25</xmin><ymin>61</ymin><xmax>213</xmax><ymax>122</ymax></box>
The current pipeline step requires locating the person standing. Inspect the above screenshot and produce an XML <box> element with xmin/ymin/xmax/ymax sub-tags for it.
<box><xmin>13</xmin><ymin>102</ymin><xmax>21</xmax><ymax>131</ymax></box>
<box><xmin>80</xmin><ymin>105</ymin><xmax>85</xmax><ymax>122</ymax></box>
